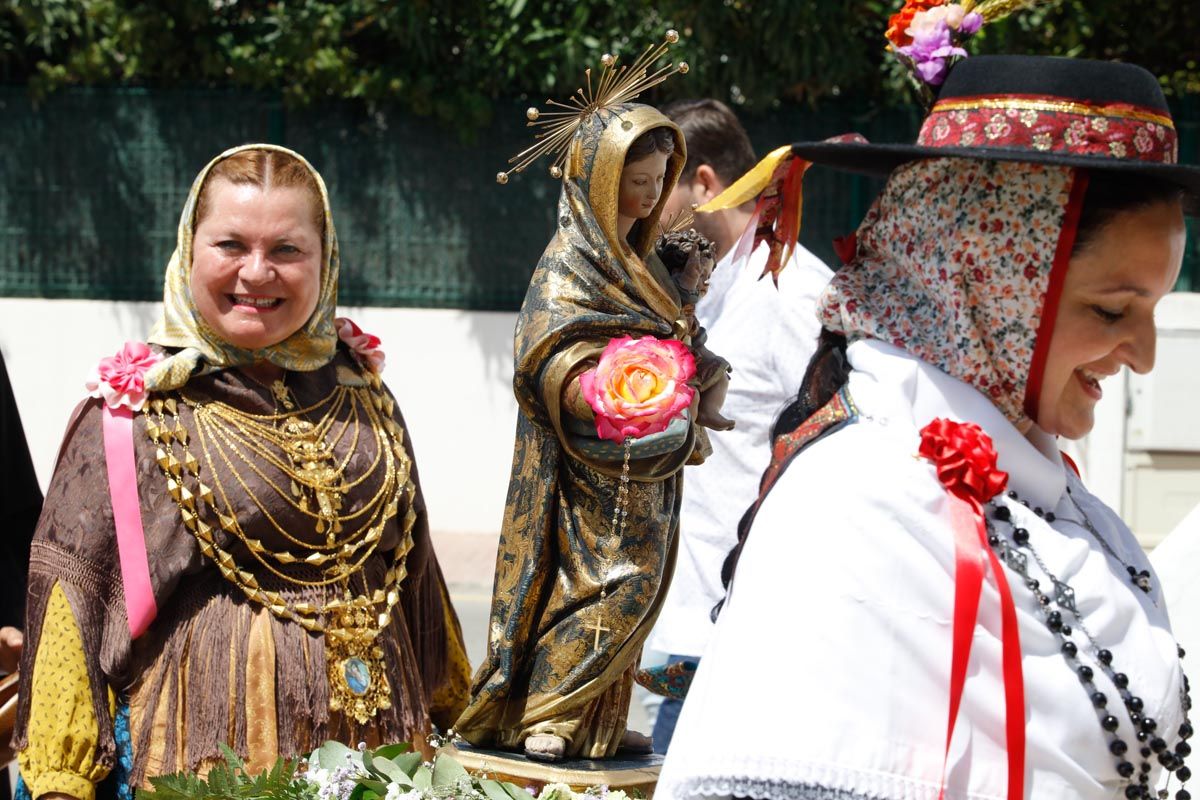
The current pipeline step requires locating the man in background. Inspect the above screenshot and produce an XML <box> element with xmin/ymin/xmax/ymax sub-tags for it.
<box><xmin>647</xmin><ymin>99</ymin><xmax>833</xmax><ymax>752</ymax></box>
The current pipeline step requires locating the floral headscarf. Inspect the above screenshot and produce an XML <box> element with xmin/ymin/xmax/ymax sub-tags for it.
<box><xmin>144</xmin><ymin>143</ymin><xmax>340</xmax><ymax>391</ymax></box>
<box><xmin>819</xmin><ymin>157</ymin><xmax>1087</xmax><ymax>426</ymax></box>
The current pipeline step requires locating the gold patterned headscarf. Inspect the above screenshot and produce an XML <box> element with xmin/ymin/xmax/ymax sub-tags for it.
<box><xmin>145</xmin><ymin>143</ymin><xmax>340</xmax><ymax>391</ymax></box>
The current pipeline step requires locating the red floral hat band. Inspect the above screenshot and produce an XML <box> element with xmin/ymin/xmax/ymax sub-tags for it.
<box><xmin>918</xmin><ymin>94</ymin><xmax>1179</xmax><ymax>165</ymax></box>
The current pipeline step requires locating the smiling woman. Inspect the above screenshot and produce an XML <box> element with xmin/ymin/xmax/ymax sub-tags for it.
<box><xmin>1038</xmin><ymin>174</ymin><xmax>1187</xmax><ymax>439</ymax></box>
<box><xmin>12</xmin><ymin>145</ymin><xmax>471</xmax><ymax>800</ymax></box>
<box><xmin>190</xmin><ymin>153</ymin><xmax>326</xmax><ymax>354</ymax></box>
<box><xmin>658</xmin><ymin>55</ymin><xmax>1200</xmax><ymax>800</ymax></box>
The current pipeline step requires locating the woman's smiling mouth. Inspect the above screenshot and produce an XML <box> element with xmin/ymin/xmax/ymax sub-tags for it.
<box><xmin>229</xmin><ymin>294</ymin><xmax>282</xmax><ymax>310</ymax></box>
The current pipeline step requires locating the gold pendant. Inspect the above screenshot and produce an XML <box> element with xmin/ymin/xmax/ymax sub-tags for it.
<box><xmin>279</xmin><ymin>415</ymin><xmax>347</xmax><ymax>542</ymax></box>
<box><xmin>325</xmin><ymin>594</ymin><xmax>392</xmax><ymax>724</ymax></box>
<box><xmin>271</xmin><ymin>379</ymin><xmax>296</xmax><ymax>410</ymax></box>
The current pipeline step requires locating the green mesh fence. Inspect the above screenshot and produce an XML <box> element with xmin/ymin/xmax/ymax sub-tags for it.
<box><xmin>0</xmin><ymin>86</ymin><xmax>1196</xmax><ymax>308</ymax></box>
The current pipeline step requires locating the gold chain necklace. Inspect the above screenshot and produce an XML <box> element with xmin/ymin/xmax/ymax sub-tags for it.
<box><xmin>193</xmin><ymin>394</ymin><xmax>389</xmax><ymax>553</ymax></box>
<box><xmin>203</xmin><ymin>380</ymin><xmax>354</xmax><ymax>542</ymax></box>
<box><xmin>143</xmin><ymin>370</ymin><xmax>418</xmax><ymax>724</ymax></box>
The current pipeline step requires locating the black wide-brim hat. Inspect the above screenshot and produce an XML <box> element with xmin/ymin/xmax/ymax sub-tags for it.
<box><xmin>790</xmin><ymin>55</ymin><xmax>1200</xmax><ymax>208</ymax></box>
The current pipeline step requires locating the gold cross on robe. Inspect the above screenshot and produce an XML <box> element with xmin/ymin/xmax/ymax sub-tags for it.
<box><xmin>585</xmin><ymin>613</ymin><xmax>611</xmax><ymax>652</ymax></box>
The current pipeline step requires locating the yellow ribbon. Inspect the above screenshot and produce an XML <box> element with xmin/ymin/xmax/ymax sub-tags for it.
<box><xmin>696</xmin><ymin>145</ymin><xmax>794</xmax><ymax>213</ymax></box>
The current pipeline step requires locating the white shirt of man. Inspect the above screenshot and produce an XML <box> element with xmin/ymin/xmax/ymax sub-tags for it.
<box><xmin>647</xmin><ymin>237</ymin><xmax>833</xmax><ymax>659</ymax></box>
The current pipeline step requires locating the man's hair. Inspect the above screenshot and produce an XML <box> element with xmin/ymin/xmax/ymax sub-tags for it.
<box><xmin>660</xmin><ymin>98</ymin><xmax>756</xmax><ymax>186</ymax></box>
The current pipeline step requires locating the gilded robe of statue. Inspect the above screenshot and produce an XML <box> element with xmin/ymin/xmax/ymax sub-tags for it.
<box><xmin>455</xmin><ymin>105</ymin><xmax>700</xmax><ymax>759</ymax></box>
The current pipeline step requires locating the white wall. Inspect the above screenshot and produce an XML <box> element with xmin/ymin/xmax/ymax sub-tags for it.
<box><xmin>0</xmin><ymin>298</ymin><xmax>520</xmax><ymax>537</ymax></box>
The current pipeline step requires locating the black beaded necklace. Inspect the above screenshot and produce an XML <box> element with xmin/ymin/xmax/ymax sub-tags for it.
<box><xmin>1059</xmin><ymin>486</ymin><xmax>1155</xmax><ymax>595</ymax></box>
<box><xmin>986</xmin><ymin>487</ymin><xmax>1193</xmax><ymax>800</ymax></box>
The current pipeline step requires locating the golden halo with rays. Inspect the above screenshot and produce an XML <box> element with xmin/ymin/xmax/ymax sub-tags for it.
<box><xmin>496</xmin><ymin>30</ymin><xmax>689</xmax><ymax>185</ymax></box>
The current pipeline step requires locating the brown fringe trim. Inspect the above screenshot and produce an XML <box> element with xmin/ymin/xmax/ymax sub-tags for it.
<box><xmin>14</xmin><ymin>542</ymin><xmax>125</xmax><ymax>770</ymax></box>
<box><xmin>401</xmin><ymin>565</ymin><xmax>449</xmax><ymax>706</ymax></box>
<box><xmin>184</xmin><ymin>591</ymin><xmax>237</xmax><ymax>767</ymax></box>
<box><xmin>127</xmin><ymin>570</ymin><xmax>436</xmax><ymax>785</ymax></box>
<box><xmin>272</xmin><ymin>613</ymin><xmax>328</xmax><ymax>756</ymax></box>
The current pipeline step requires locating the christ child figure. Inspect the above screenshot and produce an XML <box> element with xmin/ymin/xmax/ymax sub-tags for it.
<box><xmin>657</xmin><ymin>229</ymin><xmax>735</xmax><ymax>432</ymax></box>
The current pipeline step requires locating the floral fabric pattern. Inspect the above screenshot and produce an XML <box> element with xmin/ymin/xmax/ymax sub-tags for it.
<box><xmin>818</xmin><ymin>158</ymin><xmax>1077</xmax><ymax>426</ymax></box>
<box><xmin>919</xmin><ymin>100</ymin><xmax>1178</xmax><ymax>164</ymax></box>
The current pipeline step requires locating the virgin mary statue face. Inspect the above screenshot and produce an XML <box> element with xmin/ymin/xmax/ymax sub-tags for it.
<box><xmin>618</xmin><ymin>151</ymin><xmax>671</xmax><ymax>223</ymax></box>
<box><xmin>189</xmin><ymin>179</ymin><xmax>324</xmax><ymax>351</ymax></box>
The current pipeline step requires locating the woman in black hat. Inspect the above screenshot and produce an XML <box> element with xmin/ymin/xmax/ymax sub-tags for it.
<box><xmin>657</xmin><ymin>53</ymin><xmax>1198</xmax><ymax>800</ymax></box>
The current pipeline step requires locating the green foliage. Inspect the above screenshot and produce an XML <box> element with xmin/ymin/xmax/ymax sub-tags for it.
<box><xmin>343</xmin><ymin>738</ymin><xmax>540</xmax><ymax>799</ymax></box>
<box><xmin>135</xmin><ymin>740</ymin><xmax>565</xmax><ymax>800</ymax></box>
<box><xmin>970</xmin><ymin>0</ymin><xmax>1200</xmax><ymax>96</ymax></box>
<box><xmin>2</xmin><ymin>0</ymin><xmax>1197</xmax><ymax>130</ymax></box>
<box><xmin>136</xmin><ymin>745</ymin><xmax>318</xmax><ymax>800</ymax></box>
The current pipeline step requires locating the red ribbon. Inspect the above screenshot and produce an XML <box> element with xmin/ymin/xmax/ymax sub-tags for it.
<box><xmin>919</xmin><ymin>418</ymin><xmax>1024</xmax><ymax>800</ymax></box>
<box><xmin>832</xmin><ymin>232</ymin><xmax>858</xmax><ymax>266</ymax></box>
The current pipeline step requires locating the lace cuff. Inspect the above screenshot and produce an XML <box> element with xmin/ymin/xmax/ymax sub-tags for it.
<box><xmin>670</xmin><ymin>776</ymin><xmax>884</xmax><ymax>800</ymax></box>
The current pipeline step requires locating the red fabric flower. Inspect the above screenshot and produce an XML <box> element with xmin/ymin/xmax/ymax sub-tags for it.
<box><xmin>918</xmin><ymin>417</ymin><xmax>1009</xmax><ymax>505</ymax></box>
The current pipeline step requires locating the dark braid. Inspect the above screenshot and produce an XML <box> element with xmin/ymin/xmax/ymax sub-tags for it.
<box><xmin>771</xmin><ymin>328</ymin><xmax>851</xmax><ymax>441</ymax></box>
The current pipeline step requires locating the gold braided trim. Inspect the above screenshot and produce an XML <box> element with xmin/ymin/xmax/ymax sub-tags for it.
<box><xmin>932</xmin><ymin>95</ymin><xmax>1175</xmax><ymax>128</ymax></box>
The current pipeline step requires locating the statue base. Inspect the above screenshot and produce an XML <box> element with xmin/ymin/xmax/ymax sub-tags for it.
<box><xmin>442</xmin><ymin>742</ymin><xmax>663</xmax><ymax>797</ymax></box>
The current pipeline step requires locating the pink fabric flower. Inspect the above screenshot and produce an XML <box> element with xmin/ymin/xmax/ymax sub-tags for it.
<box><xmin>335</xmin><ymin>317</ymin><xmax>386</xmax><ymax>373</ymax></box>
<box><xmin>85</xmin><ymin>342</ymin><xmax>164</xmax><ymax>411</ymax></box>
<box><xmin>579</xmin><ymin>335</ymin><xmax>696</xmax><ymax>443</ymax></box>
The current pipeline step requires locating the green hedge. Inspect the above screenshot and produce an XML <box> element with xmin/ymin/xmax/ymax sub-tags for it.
<box><xmin>0</xmin><ymin>87</ymin><xmax>1195</xmax><ymax>309</ymax></box>
<box><xmin>3</xmin><ymin>0</ymin><xmax>1198</xmax><ymax>130</ymax></box>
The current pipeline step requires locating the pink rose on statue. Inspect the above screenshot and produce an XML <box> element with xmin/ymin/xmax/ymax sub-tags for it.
<box><xmin>579</xmin><ymin>335</ymin><xmax>696</xmax><ymax>443</ymax></box>
<box><xmin>335</xmin><ymin>317</ymin><xmax>386</xmax><ymax>373</ymax></box>
<box><xmin>85</xmin><ymin>341</ymin><xmax>164</xmax><ymax>411</ymax></box>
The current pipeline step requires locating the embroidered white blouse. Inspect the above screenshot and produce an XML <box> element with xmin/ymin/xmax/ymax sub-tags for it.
<box><xmin>657</xmin><ymin>340</ymin><xmax>1185</xmax><ymax>800</ymax></box>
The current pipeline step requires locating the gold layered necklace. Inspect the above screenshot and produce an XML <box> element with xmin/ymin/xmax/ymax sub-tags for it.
<box><xmin>143</xmin><ymin>368</ymin><xmax>417</xmax><ymax>725</ymax></box>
